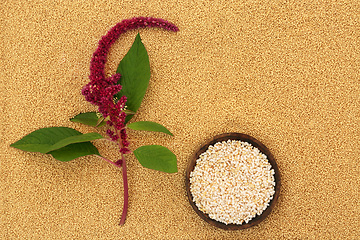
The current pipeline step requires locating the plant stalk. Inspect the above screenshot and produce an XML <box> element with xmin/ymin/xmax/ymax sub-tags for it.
<box><xmin>95</xmin><ymin>153</ymin><xmax>129</xmax><ymax>225</ymax></box>
<box><xmin>119</xmin><ymin>153</ymin><xmax>129</xmax><ymax>225</ymax></box>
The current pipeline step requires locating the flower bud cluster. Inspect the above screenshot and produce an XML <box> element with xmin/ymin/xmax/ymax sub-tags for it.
<box><xmin>81</xmin><ymin>17</ymin><xmax>179</xmax><ymax>154</ymax></box>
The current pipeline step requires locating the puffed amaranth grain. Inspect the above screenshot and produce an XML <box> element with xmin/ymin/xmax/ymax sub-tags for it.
<box><xmin>190</xmin><ymin>140</ymin><xmax>275</xmax><ymax>225</ymax></box>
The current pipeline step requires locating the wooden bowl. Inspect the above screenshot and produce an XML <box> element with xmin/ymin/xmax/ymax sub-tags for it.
<box><xmin>185</xmin><ymin>133</ymin><xmax>281</xmax><ymax>230</ymax></box>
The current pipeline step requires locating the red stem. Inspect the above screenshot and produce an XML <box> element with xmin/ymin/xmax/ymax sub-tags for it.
<box><xmin>114</xmin><ymin>127</ymin><xmax>129</xmax><ymax>226</ymax></box>
<box><xmin>119</xmin><ymin>153</ymin><xmax>129</xmax><ymax>225</ymax></box>
<box><xmin>96</xmin><ymin>127</ymin><xmax>129</xmax><ymax>224</ymax></box>
<box><xmin>95</xmin><ymin>152</ymin><xmax>129</xmax><ymax>225</ymax></box>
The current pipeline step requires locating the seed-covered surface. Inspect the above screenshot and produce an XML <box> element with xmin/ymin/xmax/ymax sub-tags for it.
<box><xmin>190</xmin><ymin>140</ymin><xmax>275</xmax><ymax>225</ymax></box>
<box><xmin>3</xmin><ymin>1</ymin><xmax>360</xmax><ymax>239</ymax></box>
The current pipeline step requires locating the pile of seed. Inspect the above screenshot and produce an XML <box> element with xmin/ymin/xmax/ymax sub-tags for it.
<box><xmin>190</xmin><ymin>140</ymin><xmax>276</xmax><ymax>225</ymax></box>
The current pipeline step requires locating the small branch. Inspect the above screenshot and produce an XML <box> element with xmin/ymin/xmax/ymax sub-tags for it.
<box><xmin>94</xmin><ymin>155</ymin><xmax>121</xmax><ymax>168</ymax></box>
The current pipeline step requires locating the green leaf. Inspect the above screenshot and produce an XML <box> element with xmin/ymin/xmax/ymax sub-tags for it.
<box><xmin>70</xmin><ymin>112</ymin><xmax>106</xmax><ymax>127</ymax></box>
<box><xmin>133</xmin><ymin>145</ymin><xmax>177</xmax><ymax>173</ymax></box>
<box><xmin>116</xmin><ymin>33</ymin><xmax>150</xmax><ymax>123</ymax></box>
<box><xmin>11</xmin><ymin>127</ymin><xmax>81</xmax><ymax>153</ymax></box>
<box><xmin>48</xmin><ymin>142</ymin><xmax>100</xmax><ymax>162</ymax></box>
<box><xmin>10</xmin><ymin>127</ymin><xmax>103</xmax><ymax>161</ymax></box>
<box><xmin>127</xmin><ymin>121</ymin><xmax>173</xmax><ymax>136</ymax></box>
<box><xmin>46</xmin><ymin>132</ymin><xmax>103</xmax><ymax>152</ymax></box>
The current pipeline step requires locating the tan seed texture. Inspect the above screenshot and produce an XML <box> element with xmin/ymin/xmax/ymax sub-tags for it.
<box><xmin>1</xmin><ymin>0</ymin><xmax>360</xmax><ymax>239</ymax></box>
<box><xmin>190</xmin><ymin>140</ymin><xmax>275</xmax><ymax>225</ymax></box>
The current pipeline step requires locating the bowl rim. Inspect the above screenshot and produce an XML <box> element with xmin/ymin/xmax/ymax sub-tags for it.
<box><xmin>185</xmin><ymin>132</ymin><xmax>281</xmax><ymax>230</ymax></box>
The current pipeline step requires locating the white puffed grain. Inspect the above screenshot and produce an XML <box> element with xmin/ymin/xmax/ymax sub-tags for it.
<box><xmin>190</xmin><ymin>140</ymin><xmax>276</xmax><ymax>225</ymax></box>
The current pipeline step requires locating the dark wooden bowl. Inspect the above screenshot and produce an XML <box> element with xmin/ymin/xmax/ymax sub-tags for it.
<box><xmin>185</xmin><ymin>133</ymin><xmax>281</xmax><ymax>230</ymax></box>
